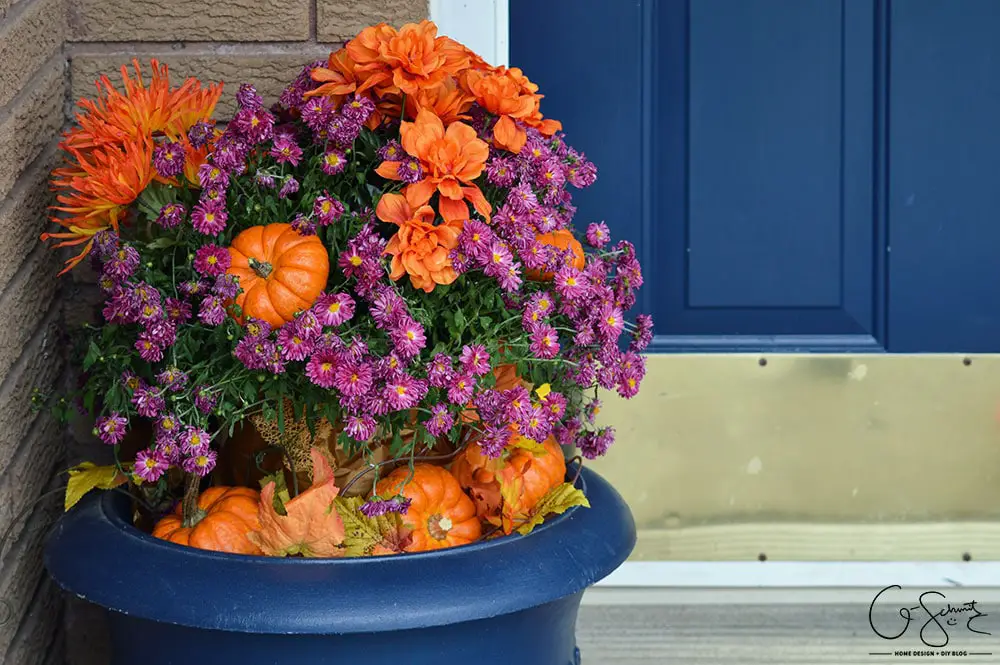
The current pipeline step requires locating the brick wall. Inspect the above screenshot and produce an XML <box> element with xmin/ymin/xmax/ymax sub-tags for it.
<box><xmin>0</xmin><ymin>1</ymin><xmax>428</xmax><ymax>663</ymax></box>
<box><xmin>0</xmin><ymin>0</ymin><xmax>68</xmax><ymax>662</ymax></box>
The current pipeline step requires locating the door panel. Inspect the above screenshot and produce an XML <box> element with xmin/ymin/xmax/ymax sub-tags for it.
<box><xmin>887</xmin><ymin>0</ymin><xmax>1000</xmax><ymax>352</ymax></box>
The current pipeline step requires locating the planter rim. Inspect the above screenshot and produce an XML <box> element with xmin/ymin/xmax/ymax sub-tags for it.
<box><xmin>44</xmin><ymin>465</ymin><xmax>635</xmax><ymax>634</ymax></box>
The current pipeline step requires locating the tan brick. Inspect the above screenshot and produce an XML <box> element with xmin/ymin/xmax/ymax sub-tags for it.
<box><xmin>0</xmin><ymin>147</ymin><xmax>58</xmax><ymax>293</ymax></box>
<box><xmin>0</xmin><ymin>481</ymin><xmax>61</xmax><ymax>654</ymax></box>
<box><xmin>0</xmin><ymin>248</ymin><xmax>61</xmax><ymax>384</ymax></box>
<box><xmin>0</xmin><ymin>416</ymin><xmax>60</xmax><ymax>572</ymax></box>
<box><xmin>0</xmin><ymin>310</ymin><xmax>62</xmax><ymax>475</ymax></box>
<box><xmin>68</xmin><ymin>0</ymin><xmax>310</xmax><ymax>42</ymax></box>
<box><xmin>0</xmin><ymin>57</ymin><xmax>65</xmax><ymax>201</ymax></box>
<box><xmin>0</xmin><ymin>0</ymin><xmax>66</xmax><ymax>110</ymax></box>
<box><xmin>317</xmin><ymin>0</ymin><xmax>428</xmax><ymax>42</ymax></box>
<box><xmin>71</xmin><ymin>47</ymin><xmax>332</xmax><ymax>119</ymax></box>
<box><xmin>2</xmin><ymin>577</ymin><xmax>62</xmax><ymax>664</ymax></box>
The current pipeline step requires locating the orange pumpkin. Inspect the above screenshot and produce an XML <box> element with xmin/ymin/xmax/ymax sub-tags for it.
<box><xmin>152</xmin><ymin>486</ymin><xmax>263</xmax><ymax>555</ymax></box>
<box><xmin>527</xmin><ymin>229</ymin><xmax>585</xmax><ymax>281</ymax></box>
<box><xmin>226</xmin><ymin>223</ymin><xmax>330</xmax><ymax>328</ymax></box>
<box><xmin>451</xmin><ymin>435</ymin><xmax>566</xmax><ymax>527</ymax></box>
<box><xmin>374</xmin><ymin>464</ymin><xmax>482</xmax><ymax>551</ymax></box>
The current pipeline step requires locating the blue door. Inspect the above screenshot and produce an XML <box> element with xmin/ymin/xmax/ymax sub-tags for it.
<box><xmin>510</xmin><ymin>0</ymin><xmax>1000</xmax><ymax>353</ymax></box>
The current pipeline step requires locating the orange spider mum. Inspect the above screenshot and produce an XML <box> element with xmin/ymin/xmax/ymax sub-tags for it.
<box><xmin>376</xmin><ymin>192</ymin><xmax>463</xmax><ymax>293</ymax></box>
<box><xmin>347</xmin><ymin>20</ymin><xmax>470</xmax><ymax>98</ymax></box>
<box><xmin>61</xmin><ymin>59</ymin><xmax>222</xmax><ymax>154</ymax></box>
<box><xmin>375</xmin><ymin>109</ymin><xmax>491</xmax><ymax>223</ymax></box>
<box><xmin>42</xmin><ymin>138</ymin><xmax>155</xmax><ymax>273</ymax></box>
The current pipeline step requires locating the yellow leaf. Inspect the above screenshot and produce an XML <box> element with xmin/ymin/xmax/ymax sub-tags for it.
<box><xmin>64</xmin><ymin>463</ymin><xmax>127</xmax><ymax>511</ymax></box>
<box><xmin>511</xmin><ymin>436</ymin><xmax>547</xmax><ymax>455</ymax></box>
<box><xmin>534</xmin><ymin>383</ymin><xmax>551</xmax><ymax>400</ymax></box>
<box><xmin>334</xmin><ymin>496</ymin><xmax>412</xmax><ymax>557</ymax></box>
<box><xmin>514</xmin><ymin>482</ymin><xmax>590</xmax><ymax>536</ymax></box>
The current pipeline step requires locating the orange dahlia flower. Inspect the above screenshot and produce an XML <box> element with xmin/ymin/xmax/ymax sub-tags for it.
<box><xmin>375</xmin><ymin>109</ymin><xmax>491</xmax><ymax>223</ymax></box>
<box><xmin>43</xmin><ymin>137</ymin><xmax>155</xmax><ymax>273</ymax></box>
<box><xmin>404</xmin><ymin>76</ymin><xmax>474</xmax><ymax>125</ymax></box>
<box><xmin>306</xmin><ymin>48</ymin><xmax>363</xmax><ymax>104</ymax></box>
<box><xmin>464</xmin><ymin>66</ymin><xmax>561</xmax><ymax>154</ymax></box>
<box><xmin>347</xmin><ymin>20</ymin><xmax>470</xmax><ymax>98</ymax></box>
<box><xmin>376</xmin><ymin>192</ymin><xmax>463</xmax><ymax>293</ymax></box>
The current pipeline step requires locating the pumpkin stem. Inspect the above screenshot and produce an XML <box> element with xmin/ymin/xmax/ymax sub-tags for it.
<box><xmin>181</xmin><ymin>472</ymin><xmax>206</xmax><ymax>528</ymax></box>
<box><xmin>248</xmin><ymin>257</ymin><xmax>273</xmax><ymax>279</ymax></box>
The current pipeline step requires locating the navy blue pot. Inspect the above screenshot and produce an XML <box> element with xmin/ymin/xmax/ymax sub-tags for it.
<box><xmin>44</xmin><ymin>466</ymin><xmax>634</xmax><ymax>665</ymax></box>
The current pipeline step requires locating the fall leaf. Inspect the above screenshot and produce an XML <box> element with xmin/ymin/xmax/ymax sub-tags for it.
<box><xmin>248</xmin><ymin>447</ymin><xmax>345</xmax><ymax>557</ymax></box>
<box><xmin>64</xmin><ymin>463</ymin><xmax>127</xmax><ymax>511</ymax></box>
<box><xmin>514</xmin><ymin>482</ymin><xmax>590</xmax><ymax>536</ymax></box>
<box><xmin>510</xmin><ymin>437</ymin><xmax>547</xmax><ymax>456</ymax></box>
<box><xmin>334</xmin><ymin>496</ymin><xmax>413</xmax><ymax>557</ymax></box>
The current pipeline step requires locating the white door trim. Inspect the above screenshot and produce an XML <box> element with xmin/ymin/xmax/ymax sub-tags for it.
<box><xmin>596</xmin><ymin>561</ymin><xmax>1000</xmax><ymax>589</ymax></box>
<box><xmin>429</xmin><ymin>0</ymin><xmax>510</xmax><ymax>67</ymax></box>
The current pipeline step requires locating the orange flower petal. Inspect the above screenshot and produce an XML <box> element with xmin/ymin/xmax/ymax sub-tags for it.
<box><xmin>438</xmin><ymin>196</ymin><xmax>469</xmax><ymax>223</ymax></box>
<box><xmin>493</xmin><ymin>114</ymin><xmax>527</xmax><ymax>154</ymax></box>
<box><xmin>375</xmin><ymin>192</ymin><xmax>412</xmax><ymax>226</ymax></box>
<box><xmin>375</xmin><ymin>160</ymin><xmax>404</xmax><ymax>181</ymax></box>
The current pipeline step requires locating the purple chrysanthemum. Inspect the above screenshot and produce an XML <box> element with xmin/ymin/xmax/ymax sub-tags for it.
<box><xmin>424</xmin><ymin>403</ymin><xmax>454</xmax><ymax>437</ymax></box>
<box><xmin>94</xmin><ymin>413</ymin><xmax>128</xmax><ymax>445</ymax></box>
<box><xmin>180</xmin><ymin>426</ymin><xmax>211</xmax><ymax>456</ymax></box>
<box><xmin>333</xmin><ymin>360</ymin><xmax>373</xmax><ymax>397</ymax></box>
<box><xmin>156</xmin><ymin>366</ymin><xmax>188</xmax><ymax>392</ymax></box>
<box><xmin>134</xmin><ymin>335</ymin><xmax>164</xmax><ymax>363</ymax></box>
<box><xmin>134</xmin><ymin>449</ymin><xmax>170</xmax><ymax>482</ymax></box>
<box><xmin>193</xmin><ymin>244</ymin><xmax>231</xmax><ymax>277</ymax></box>
<box><xmin>152</xmin><ymin>141</ymin><xmax>185</xmax><ymax>178</ymax></box>
<box><xmin>278</xmin><ymin>176</ymin><xmax>300</xmax><ymax>199</ymax></box>
<box><xmin>212</xmin><ymin>274</ymin><xmax>241</xmax><ymax>300</ymax></box>
<box><xmin>579</xmin><ymin>426</ymin><xmax>615</xmax><ymax>459</ymax></box>
<box><xmin>187</xmin><ymin>121</ymin><xmax>215</xmax><ymax>148</ymax></box>
<box><xmin>426</xmin><ymin>353</ymin><xmax>454</xmax><ymax>388</ymax></box>
<box><xmin>341</xmin><ymin>94</ymin><xmax>375</xmax><ymax>123</ymax></box>
<box><xmin>313</xmin><ymin>194</ymin><xmax>345</xmax><ymax>226</ymax></box>
<box><xmin>384</xmin><ymin>374</ymin><xmax>427</xmax><ymax>411</ymax></box>
<box><xmin>446</xmin><ymin>374</ymin><xmax>476</xmax><ymax>405</ymax></box>
<box><xmin>321</xmin><ymin>149</ymin><xmax>347</xmax><ymax>175</ymax></box>
<box><xmin>389</xmin><ymin>317</ymin><xmax>426</xmax><ymax>359</ymax></box>
<box><xmin>529</xmin><ymin>323</ymin><xmax>560</xmax><ymax>359</ymax></box>
<box><xmin>313</xmin><ymin>292</ymin><xmax>355</xmax><ymax>327</ymax></box>
<box><xmin>155</xmin><ymin>412</ymin><xmax>181</xmax><ymax>442</ymax></box>
<box><xmin>198</xmin><ymin>295</ymin><xmax>226</xmax><ymax>326</ymax></box>
<box><xmin>360</xmin><ymin>495</ymin><xmax>411</xmax><ymax>518</ymax></box>
<box><xmin>396</xmin><ymin>158</ymin><xmax>423</xmax><ymax>184</ymax></box>
<box><xmin>155</xmin><ymin>202</ymin><xmax>186</xmax><ymax>229</ymax></box>
<box><xmin>343</xmin><ymin>414</ymin><xmax>377</xmax><ymax>442</ymax></box>
<box><xmin>182</xmin><ymin>449</ymin><xmax>218</xmax><ymax>477</ymax></box>
<box><xmin>191</xmin><ymin>201</ymin><xmax>228</xmax><ymax>236</ymax></box>
<box><xmin>132</xmin><ymin>386</ymin><xmax>165</xmax><ymax>419</ymax></box>
<box><xmin>270</xmin><ymin>135</ymin><xmax>303</xmax><ymax>166</ymax></box>
<box><xmin>290</xmin><ymin>213</ymin><xmax>316</xmax><ymax>236</ymax></box>
<box><xmin>459</xmin><ymin>344</ymin><xmax>491</xmax><ymax>377</ymax></box>
<box><xmin>236</xmin><ymin>83</ymin><xmax>263</xmax><ymax>110</ymax></box>
<box><xmin>277</xmin><ymin>323</ymin><xmax>315</xmax><ymax>362</ymax></box>
<box><xmin>586</xmin><ymin>221</ymin><xmax>611</xmax><ymax>249</ymax></box>
<box><xmin>193</xmin><ymin>385</ymin><xmax>217</xmax><ymax>415</ymax></box>
<box><xmin>155</xmin><ymin>439</ymin><xmax>182</xmax><ymax>464</ymax></box>
<box><xmin>305</xmin><ymin>348</ymin><xmax>340</xmax><ymax>388</ymax></box>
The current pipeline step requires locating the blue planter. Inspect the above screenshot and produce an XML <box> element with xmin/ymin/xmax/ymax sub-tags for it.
<box><xmin>44</xmin><ymin>466</ymin><xmax>634</xmax><ymax>665</ymax></box>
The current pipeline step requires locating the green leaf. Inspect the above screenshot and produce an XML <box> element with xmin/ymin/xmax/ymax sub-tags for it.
<box><xmin>514</xmin><ymin>482</ymin><xmax>591</xmax><ymax>536</ymax></box>
<box><xmin>453</xmin><ymin>308</ymin><xmax>466</xmax><ymax>331</ymax></box>
<box><xmin>82</xmin><ymin>342</ymin><xmax>100</xmax><ymax>371</ymax></box>
<box><xmin>334</xmin><ymin>496</ymin><xmax>410</xmax><ymax>557</ymax></box>
<box><xmin>145</xmin><ymin>237</ymin><xmax>178</xmax><ymax>250</ymax></box>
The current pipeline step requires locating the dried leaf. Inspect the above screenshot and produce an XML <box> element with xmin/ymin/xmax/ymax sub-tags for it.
<box><xmin>248</xmin><ymin>448</ymin><xmax>345</xmax><ymax>557</ymax></box>
<box><xmin>514</xmin><ymin>482</ymin><xmax>590</xmax><ymax>536</ymax></box>
<box><xmin>64</xmin><ymin>463</ymin><xmax>127</xmax><ymax>511</ymax></box>
<box><xmin>334</xmin><ymin>496</ymin><xmax>412</xmax><ymax>557</ymax></box>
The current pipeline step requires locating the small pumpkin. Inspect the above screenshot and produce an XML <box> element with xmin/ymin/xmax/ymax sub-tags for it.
<box><xmin>226</xmin><ymin>223</ymin><xmax>330</xmax><ymax>328</ymax></box>
<box><xmin>526</xmin><ymin>228</ymin><xmax>585</xmax><ymax>281</ymax></box>
<box><xmin>374</xmin><ymin>464</ymin><xmax>482</xmax><ymax>551</ymax></box>
<box><xmin>152</xmin><ymin>486</ymin><xmax>263</xmax><ymax>555</ymax></box>
<box><xmin>451</xmin><ymin>435</ymin><xmax>566</xmax><ymax>530</ymax></box>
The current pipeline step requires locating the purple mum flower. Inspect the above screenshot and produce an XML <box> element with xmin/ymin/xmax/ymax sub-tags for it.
<box><xmin>360</xmin><ymin>495</ymin><xmax>411</xmax><ymax>518</ymax></box>
<box><xmin>152</xmin><ymin>141</ymin><xmax>185</xmax><ymax>178</ymax></box>
<box><xmin>321</xmin><ymin>149</ymin><xmax>347</xmax><ymax>175</ymax></box>
<box><xmin>278</xmin><ymin>176</ymin><xmax>300</xmax><ymax>199</ymax></box>
<box><xmin>313</xmin><ymin>194</ymin><xmax>345</xmax><ymax>225</ymax></box>
<box><xmin>191</xmin><ymin>201</ymin><xmax>228</xmax><ymax>235</ymax></box>
<box><xmin>180</xmin><ymin>426</ymin><xmax>211</xmax><ymax>456</ymax></box>
<box><xmin>236</xmin><ymin>83</ymin><xmax>263</xmax><ymax>110</ymax></box>
<box><xmin>193</xmin><ymin>244</ymin><xmax>231</xmax><ymax>277</ymax></box>
<box><xmin>187</xmin><ymin>121</ymin><xmax>215</xmax><ymax>148</ymax></box>
<box><xmin>193</xmin><ymin>385</ymin><xmax>217</xmax><ymax>415</ymax></box>
<box><xmin>155</xmin><ymin>202</ymin><xmax>186</xmax><ymax>229</ymax></box>
<box><xmin>198</xmin><ymin>295</ymin><xmax>226</xmax><ymax>326</ymax></box>
<box><xmin>212</xmin><ymin>274</ymin><xmax>241</xmax><ymax>300</ymax></box>
<box><xmin>94</xmin><ymin>413</ymin><xmax>128</xmax><ymax>445</ymax></box>
<box><xmin>134</xmin><ymin>449</ymin><xmax>170</xmax><ymax>482</ymax></box>
<box><xmin>198</xmin><ymin>163</ymin><xmax>229</xmax><ymax>189</ymax></box>
<box><xmin>132</xmin><ymin>386</ymin><xmax>165</xmax><ymax>419</ymax></box>
<box><xmin>182</xmin><ymin>449</ymin><xmax>217</xmax><ymax>477</ymax></box>
<box><xmin>270</xmin><ymin>135</ymin><xmax>304</xmax><ymax>166</ymax></box>
<box><xmin>424</xmin><ymin>404</ymin><xmax>454</xmax><ymax>437</ymax></box>
<box><xmin>344</xmin><ymin>414</ymin><xmax>377</xmax><ymax>442</ymax></box>
<box><xmin>459</xmin><ymin>344</ymin><xmax>491</xmax><ymax>377</ymax></box>
<box><xmin>313</xmin><ymin>292</ymin><xmax>355</xmax><ymax>327</ymax></box>
<box><xmin>586</xmin><ymin>221</ymin><xmax>611</xmax><ymax>249</ymax></box>
<box><xmin>134</xmin><ymin>335</ymin><xmax>165</xmax><ymax>363</ymax></box>
<box><xmin>290</xmin><ymin>213</ymin><xmax>316</xmax><ymax>236</ymax></box>
<box><xmin>156</xmin><ymin>366</ymin><xmax>188</xmax><ymax>392</ymax></box>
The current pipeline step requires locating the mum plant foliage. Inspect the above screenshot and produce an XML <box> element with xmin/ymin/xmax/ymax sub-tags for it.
<box><xmin>38</xmin><ymin>20</ymin><xmax>654</xmax><ymax>556</ymax></box>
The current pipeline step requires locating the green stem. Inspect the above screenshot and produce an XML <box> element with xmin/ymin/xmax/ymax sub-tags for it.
<box><xmin>180</xmin><ymin>472</ymin><xmax>203</xmax><ymax>528</ymax></box>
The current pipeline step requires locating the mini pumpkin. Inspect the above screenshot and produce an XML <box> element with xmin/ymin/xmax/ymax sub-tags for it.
<box><xmin>374</xmin><ymin>464</ymin><xmax>481</xmax><ymax>551</ymax></box>
<box><xmin>451</xmin><ymin>435</ymin><xmax>566</xmax><ymax>529</ymax></box>
<box><xmin>526</xmin><ymin>228</ymin><xmax>585</xmax><ymax>281</ymax></box>
<box><xmin>152</xmin><ymin>486</ymin><xmax>263</xmax><ymax>555</ymax></box>
<box><xmin>226</xmin><ymin>223</ymin><xmax>330</xmax><ymax>328</ymax></box>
